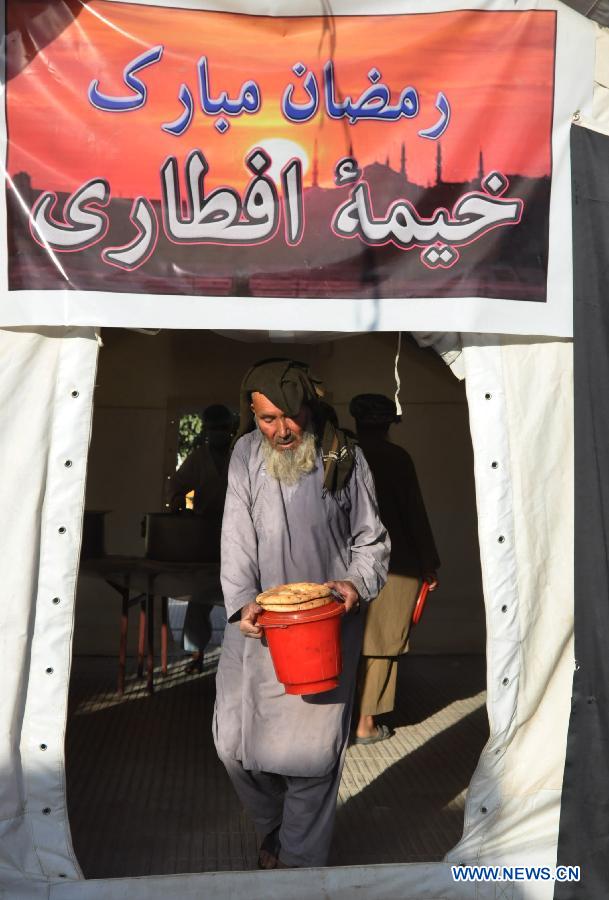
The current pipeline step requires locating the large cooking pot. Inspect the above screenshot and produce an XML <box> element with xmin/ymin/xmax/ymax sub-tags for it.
<box><xmin>143</xmin><ymin>512</ymin><xmax>220</xmax><ymax>563</ymax></box>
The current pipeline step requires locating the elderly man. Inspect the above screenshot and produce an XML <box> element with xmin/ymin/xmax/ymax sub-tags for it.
<box><xmin>213</xmin><ymin>359</ymin><xmax>389</xmax><ymax>869</ymax></box>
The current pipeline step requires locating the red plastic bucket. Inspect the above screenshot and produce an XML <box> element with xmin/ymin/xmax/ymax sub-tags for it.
<box><xmin>259</xmin><ymin>600</ymin><xmax>345</xmax><ymax>695</ymax></box>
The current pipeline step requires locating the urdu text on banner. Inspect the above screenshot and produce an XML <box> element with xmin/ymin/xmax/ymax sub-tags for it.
<box><xmin>0</xmin><ymin>0</ymin><xmax>595</xmax><ymax>334</ymax></box>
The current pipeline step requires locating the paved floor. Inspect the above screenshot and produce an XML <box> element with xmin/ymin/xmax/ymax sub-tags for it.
<box><xmin>65</xmin><ymin>651</ymin><xmax>487</xmax><ymax>877</ymax></box>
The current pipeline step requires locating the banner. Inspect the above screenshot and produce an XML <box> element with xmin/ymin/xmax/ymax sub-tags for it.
<box><xmin>0</xmin><ymin>0</ymin><xmax>594</xmax><ymax>334</ymax></box>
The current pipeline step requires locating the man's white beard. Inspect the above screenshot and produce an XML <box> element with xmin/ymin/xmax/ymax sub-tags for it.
<box><xmin>261</xmin><ymin>430</ymin><xmax>317</xmax><ymax>485</ymax></box>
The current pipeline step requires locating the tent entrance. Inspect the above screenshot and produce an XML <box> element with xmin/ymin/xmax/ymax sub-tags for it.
<box><xmin>65</xmin><ymin>327</ymin><xmax>486</xmax><ymax>876</ymax></box>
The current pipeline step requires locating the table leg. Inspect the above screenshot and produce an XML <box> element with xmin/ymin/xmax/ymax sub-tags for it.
<box><xmin>146</xmin><ymin>580</ymin><xmax>154</xmax><ymax>694</ymax></box>
<box><xmin>161</xmin><ymin>596</ymin><xmax>168</xmax><ymax>676</ymax></box>
<box><xmin>137</xmin><ymin>597</ymin><xmax>146</xmax><ymax>678</ymax></box>
<box><xmin>117</xmin><ymin>579</ymin><xmax>130</xmax><ymax>695</ymax></box>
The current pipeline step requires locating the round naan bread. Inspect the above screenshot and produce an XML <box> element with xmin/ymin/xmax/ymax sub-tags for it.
<box><xmin>256</xmin><ymin>581</ymin><xmax>332</xmax><ymax>608</ymax></box>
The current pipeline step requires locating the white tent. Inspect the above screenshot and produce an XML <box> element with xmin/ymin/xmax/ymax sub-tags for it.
<box><xmin>0</xmin><ymin>326</ymin><xmax>573</xmax><ymax>900</ymax></box>
<box><xmin>0</xmin><ymin>2</ymin><xmax>607</xmax><ymax>898</ymax></box>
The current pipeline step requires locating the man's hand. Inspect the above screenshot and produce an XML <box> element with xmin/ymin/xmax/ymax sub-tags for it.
<box><xmin>240</xmin><ymin>602</ymin><xmax>263</xmax><ymax>638</ymax></box>
<box><xmin>326</xmin><ymin>580</ymin><xmax>360</xmax><ymax>613</ymax></box>
<box><xmin>423</xmin><ymin>572</ymin><xmax>439</xmax><ymax>591</ymax></box>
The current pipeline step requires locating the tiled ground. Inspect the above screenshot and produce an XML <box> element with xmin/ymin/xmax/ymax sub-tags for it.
<box><xmin>65</xmin><ymin>652</ymin><xmax>487</xmax><ymax>876</ymax></box>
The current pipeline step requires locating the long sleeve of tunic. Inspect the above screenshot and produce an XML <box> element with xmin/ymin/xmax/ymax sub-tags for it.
<box><xmin>220</xmin><ymin>444</ymin><xmax>262</xmax><ymax>620</ymax></box>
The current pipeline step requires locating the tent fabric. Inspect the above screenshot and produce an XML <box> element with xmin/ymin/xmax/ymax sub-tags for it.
<box><xmin>555</xmin><ymin>124</ymin><xmax>609</xmax><ymax>899</ymax></box>
<box><xmin>3</xmin><ymin>863</ymin><xmax>477</xmax><ymax>900</ymax></box>
<box><xmin>0</xmin><ymin>326</ymin><xmax>574</xmax><ymax>899</ymax></box>
<box><xmin>590</xmin><ymin>27</ymin><xmax>609</xmax><ymax>133</ymax></box>
<box><xmin>442</xmin><ymin>337</ymin><xmax>573</xmax><ymax>900</ymax></box>
<box><xmin>0</xmin><ymin>327</ymin><xmax>98</xmax><ymax>889</ymax></box>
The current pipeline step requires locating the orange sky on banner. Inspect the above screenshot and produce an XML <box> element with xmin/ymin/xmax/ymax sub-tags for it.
<box><xmin>7</xmin><ymin>1</ymin><xmax>556</xmax><ymax>197</ymax></box>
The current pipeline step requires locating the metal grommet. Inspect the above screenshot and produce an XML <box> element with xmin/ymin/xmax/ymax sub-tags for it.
<box><xmin>42</xmin><ymin>807</ymin><xmax>51</xmax><ymax>815</ymax></box>
<box><xmin>64</xmin><ymin>460</ymin><xmax>73</xmax><ymax>468</ymax></box>
<box><xmin>491</xmin><ymin>461</ymin><xmax>498</xmax><ymax>469</ymax></box>
<box><xmin>58</xmin><ymin>526</ymin><xmax>67</xmax><ymax>535</ymax></box>
<box><xmin>502</xmin><ymin>677</ymin><xmax>509</xmax><ymax>686</ymax></box>
<box><xmin>58</xmin><ymin>874</ymin><xmax>67</xmax><ymax>879</ymax></box>
<box><xmin>71</xmin><ymin>390</ymin><xmax>79</xmax><ymax>398</ymax></box>
<box><xmin>46</xmin><ymin>667</ymin><xmax>54</xmax><ymax>675</ymax></box>
<box><xmin>485</xmin><ymin>393</ymin><xmax>492</xmax><ymax>400</ymax></box>
<box><xmin>501</xmin><ymin>604</ymin><xmax>508</xmax><ymax>613</ymax></box>
<box><xmin>52</xmin><ymin>597</ymin><xmax>61</xmax><ymax>605</ymax></box>
<box><xmin>497</xmin><ymin>535</ymin><xmax>505</xmax><ymax>544</ymax></box>
<box><xmin>40</xmin><ymin>743</ymin><xmax>48</xmax><ymax>751</ymax></box>
<box><xmin>480</xmin><ymin>806</ymin><xmax>488</xmax><ymax>814</ymax></box>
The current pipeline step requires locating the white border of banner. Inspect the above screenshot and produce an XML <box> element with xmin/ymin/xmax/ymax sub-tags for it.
<box><xmin>0</xmin><ymin>0</ymin><xmax>595</xmax><ymax>335</ymax></box>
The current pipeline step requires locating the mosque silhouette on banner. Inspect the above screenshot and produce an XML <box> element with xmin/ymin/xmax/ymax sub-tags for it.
<box><xmin>8</xmin><ymin>140</ymin><xmax>550</xmax><ymax>302</ymax></box>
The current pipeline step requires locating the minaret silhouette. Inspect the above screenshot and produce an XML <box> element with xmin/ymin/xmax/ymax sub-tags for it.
<box><xmin>12</xmin><ymin>172</ymin><xmax>32</xmax><ymax>203</ymax></box>
<box><xmin>312</xmin><ymin>139</ymin><xmax>319</xmax><ymax>188</ymax></box>
<box><xmin>400</xmin><ymin>142</ymin><xmax>407</xmax><ymax>180</ymax></box>
<box><xmin>436</xmin><ymin>142</ymin><xmax>443</xmax><ymax>185</ymax></box>
<box><xmin>385</xmin><ymin>153</ymin><xmax>390</xmax><ymax>168</ymax></box>
<box><xmin>478</xmin><ymin>148</ymin><xmax>484</xmax><ymax>182</ymax></box>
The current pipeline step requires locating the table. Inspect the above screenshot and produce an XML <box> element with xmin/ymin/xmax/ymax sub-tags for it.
<box><xmin>80</xmin><ymin>556</ymin><xmax>222</xmax><ymax>694</ymax></box>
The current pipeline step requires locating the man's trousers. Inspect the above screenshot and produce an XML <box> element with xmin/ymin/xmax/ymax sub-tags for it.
<box><xmin>218</xmin><ymin>752</ymin><xmax>342</xmax><ymax>867</ymax></box>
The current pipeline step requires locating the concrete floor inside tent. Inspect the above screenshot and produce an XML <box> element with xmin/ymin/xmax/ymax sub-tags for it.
<box><xmin>66</xmin><ymin>651</ymin><xmax>487</xmax><ymax>875</ymax></box>
<box><xmin>67</xmin><ymin>328</ymin><xmax>487</xmax><ymax>877</ymax></box>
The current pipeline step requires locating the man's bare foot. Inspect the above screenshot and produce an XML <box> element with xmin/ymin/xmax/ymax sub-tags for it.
<box><xmin>257</xmin><ymin>826</ymin><xmax>280</xmax><ymax>869</ymax></box>
<box><xmin>184</xmin><ymin>651</ymin><xmax>203</xmax><ymax>675</ymax></box>
<box><xmin>353</xmin><ymin>723</ymin><xmax>393</xmax><ymax>745</ymax></box>
<box><xmin>258</xmin><ymin>848</ymin><xmax>278</xmax><ymax>869</ymax></box>
<box><xmin>355</xmin><ymin>713</ymin><xmax>377</xmax><ymax>739</ymax></box>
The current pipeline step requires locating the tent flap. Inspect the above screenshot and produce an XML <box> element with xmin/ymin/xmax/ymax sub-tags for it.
<box><xmin>447</xmin><ymin>335</ymin><xmax>573</xmax><ymax>900</ymax></box>
<box><xmin>0</xmin><ymin>327</ymin><xmax>98</xmax><ymax>885</ymax></box>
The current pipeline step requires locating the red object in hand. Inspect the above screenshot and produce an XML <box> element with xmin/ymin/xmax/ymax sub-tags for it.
<box><xmin>412</xmin><ymin>581</ymin><xmax>431</xmax><ymax>626</ymax></box>
<box><xmin>259</xmin><ymin>600</ymin><xmax>345</xmax><ymax>695</ymax></box>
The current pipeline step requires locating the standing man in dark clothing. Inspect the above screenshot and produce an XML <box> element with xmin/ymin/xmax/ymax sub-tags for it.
<box><xmin>168</xmin><ymin>403</ymin><xmax>234</xmax><ymax>672</ymax></box>
<box><xmin>349</xmin><ymin>393</ymin><xmax>440</xmax><ymax>743</ymax></box>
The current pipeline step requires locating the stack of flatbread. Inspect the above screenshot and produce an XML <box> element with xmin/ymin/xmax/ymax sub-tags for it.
<box><xmin>256</xmin><ymin>582</ymin><xmax>334</xmax><ymax>612</ymax></box>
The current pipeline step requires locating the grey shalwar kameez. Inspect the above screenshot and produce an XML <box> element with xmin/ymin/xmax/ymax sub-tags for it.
<box><xmin>213</xmin><ymin>429</ymin><xmax>389</xmax><ymax>866</ymax></box>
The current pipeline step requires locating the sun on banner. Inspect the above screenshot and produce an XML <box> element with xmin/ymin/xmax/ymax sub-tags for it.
<box><xmin>1</xmin><ymin>1</ymin><xmax>594</xmax><ymax>333</ymax></box>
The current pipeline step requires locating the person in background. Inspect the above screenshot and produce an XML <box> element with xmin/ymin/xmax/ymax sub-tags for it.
<box><xmin>214</xmin><ymin>359</ymin><xmax>389</xmax><ymax>869</ymax></box>
<box><xmin>349</xmin><ymin>393</ymin><xmax>440</xmax><ymax>744</ymax></box>
<box><xmin>168</xmin><ymin>403</ymin><xmax>234</xmax><ymax>673</ymax></box>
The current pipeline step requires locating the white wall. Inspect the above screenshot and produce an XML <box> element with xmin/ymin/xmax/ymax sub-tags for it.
<box><xmin>74</xmin><ymin>329</ymin><xmax>484</xmax><ymax>655</ymax></box>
